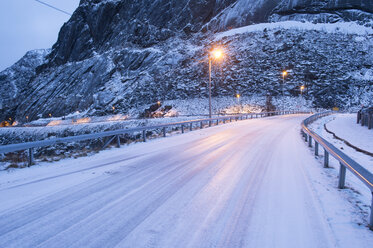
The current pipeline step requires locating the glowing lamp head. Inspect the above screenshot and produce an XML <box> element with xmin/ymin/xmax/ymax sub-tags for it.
<box><xmin>211</xmin><ymin>48</ymin><xmax>224</xmax><ymax>60</ymax></box>
<box><xmin>300</xmin><ymin>85</ymin><xmax>305</xmax><ymax>91</ymax></box>
<box><xmin>236</xmin><ymin>94</ymin><xmax>240</xmax><ymax>98</ymax></box>
<box><xmin>282</xmin><ymin>71</ymin><xmax>288</xmax><ymax>76</ymax></box>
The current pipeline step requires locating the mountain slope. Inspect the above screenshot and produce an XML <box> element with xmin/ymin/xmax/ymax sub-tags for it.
<box><xmin>1</xmin><ymin>0</ymin><xmax>373</xmax><ymax>122</ymax></box>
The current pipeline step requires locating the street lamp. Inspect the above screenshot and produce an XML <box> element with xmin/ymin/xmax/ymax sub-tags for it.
<box><xmin>236</xmin><ymin>93</ymin><xmax>241</xmax><ymax>104</ymax></box>
<box><xmin>282</xmin><ymin>70</ymin><xmax>288</xmax><ymax>96</ymax></box>
<box><xmin>208</xmin><ymin>47</ymin><xmax>225</xmax><ymax>118</ymax></box>
<box><xmin>236</xmin><ymin>94</ymin><xmax>241</xmax><ymax>113</ymax></box>
<box><xmin>300</xmin><ymin>85</ymin><xmax>305</xmax><ymax>96</ymax></box>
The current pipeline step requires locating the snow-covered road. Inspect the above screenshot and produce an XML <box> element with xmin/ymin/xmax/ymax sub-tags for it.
<box><xmin>0</xmin><ymin>114</ymin><xmax>372</xmax><ymax>248</ymax></box>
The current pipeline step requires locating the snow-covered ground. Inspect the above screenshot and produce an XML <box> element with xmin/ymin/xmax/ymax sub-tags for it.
<box><xmin>0</xmin><ymin>114</ymin><xmax>372</xmax><ymax>247</ymax></box>
<box><xmin>0</xmin><ymin>96</ymin><xmax>314</xmax><ymax>147</ymax></box>
<box><xmin>309</xmin><ymin>113</ymin><xmax>373</xmax><ymax>233</ymax></box>
<box><xmin>326</xmin><ymin>113</ymin><xmax>373</xmax><ymax>154</ymax></box>
<box><xmin>309</xmin><ymin>113</ymin><xmax>373</xmax><ymax>174</ymax></box>
<box><xmin>11</xmin><ymin>95</ymin><xmax>314</xmax><ymax>128</ymax></box>
<box><xmin>215</xmin><ymin>21</ymin><xmax>373</xmax><ymax>40</ymax></box>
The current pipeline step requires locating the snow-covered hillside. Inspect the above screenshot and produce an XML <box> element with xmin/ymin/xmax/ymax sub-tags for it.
<box><xmin>0</xmin><ymin>0</ymin><xmax>372</xmax><ymax>123</ymax></box>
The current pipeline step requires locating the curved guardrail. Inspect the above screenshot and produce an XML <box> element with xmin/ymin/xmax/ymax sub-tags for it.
<box><xmin>301</xmin><ymin>111</ymin><xmax>373</xmax><ymax>228</ymax></box>
<box><xmin>1</xmin><ymin>110</ymin><xmax>304</xmax><ymax>166</ymax></box>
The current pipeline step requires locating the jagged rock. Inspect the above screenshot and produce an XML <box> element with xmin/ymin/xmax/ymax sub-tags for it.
<box><xmin>0</xmin><ymin>49</ymin><xmax>50</xmax><ymax>121</ymax></box>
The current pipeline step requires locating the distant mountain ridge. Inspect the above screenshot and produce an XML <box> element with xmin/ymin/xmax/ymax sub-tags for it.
<box><xmin>1</xmin><ymin>0</ymin><xmax>373</xmax><ymax>122</ymax></box>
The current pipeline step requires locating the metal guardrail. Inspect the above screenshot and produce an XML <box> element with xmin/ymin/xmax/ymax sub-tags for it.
<box><xmin>1</xmin><ymin>111</ymin><xmax>303</xmax><ymax>166</ymax></box>
<box><xmin>301</xmin><ymin>111</ymin><xmax>373</xmax><ymax>228</ymax></box>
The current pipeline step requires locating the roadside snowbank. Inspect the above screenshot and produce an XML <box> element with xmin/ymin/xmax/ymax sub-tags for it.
<box><xmin>326</xmin><ymin>113</ymin><xmax>373</xmax><ymax>154</ymax></box>
<box><xmin>308</xmin><ymin>113</ymin><xmax>373</xmax><ymax>229</ymax></box>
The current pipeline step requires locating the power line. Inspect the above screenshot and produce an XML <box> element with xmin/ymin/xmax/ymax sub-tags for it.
<box><xmin>33</xmin><ymin>0</ymin><xmax>72</xmax><ymax>16</ymax></box>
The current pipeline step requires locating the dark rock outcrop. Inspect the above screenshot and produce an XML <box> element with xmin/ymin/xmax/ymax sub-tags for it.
<box><xmin>0</xmin><ymin>49</ymin><xmax>50</xmax><ymax>121</ymax></box>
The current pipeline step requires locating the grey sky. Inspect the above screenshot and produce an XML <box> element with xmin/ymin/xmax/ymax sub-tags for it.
<box><xmin>0</xmin><ymin>0</ymin><xmax>80</xmax><ymax>71</ymax></box>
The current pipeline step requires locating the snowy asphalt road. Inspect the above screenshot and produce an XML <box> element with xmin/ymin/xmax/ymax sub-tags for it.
<box><xmin>0</xmin><ymin>114</ymin><xmax>372</xmax><ymax>247</ymax></box>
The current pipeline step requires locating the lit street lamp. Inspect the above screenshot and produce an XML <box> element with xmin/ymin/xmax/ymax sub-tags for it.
<box><xmin>300</xmin><ymin>85</ymin><xmax>305</xmax><ymax>96</ymax></box>
<box><xmin>208</xmin><ymin>47</ymin><xmax>224</xmax><ymax>118</ymax></box>
<box><xmin>236</xmin><ymin>94</ymin><xmax>241</xmax><ymax>113</ymax></box>
<box><xmin>236</xmin><ymin>93</ymin><xmax>240</xmax><ymax>103</ymax></box>
<box><xmin>282</xmin><ymin>70</ymin><xmax>288</xmax><ymax>96</ymax></box>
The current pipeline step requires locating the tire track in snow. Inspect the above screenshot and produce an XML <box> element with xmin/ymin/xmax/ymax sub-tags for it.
<box><xmin>0</xmin><ymin>123</ymin><xmax>269</xmax><ymax>247</ymax></box>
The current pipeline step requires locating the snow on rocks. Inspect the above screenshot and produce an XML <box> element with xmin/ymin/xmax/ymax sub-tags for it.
<box><xmin>215</xmin><ymin>21</ymin><xmax>373</xmax><ymax>40</ymax></box>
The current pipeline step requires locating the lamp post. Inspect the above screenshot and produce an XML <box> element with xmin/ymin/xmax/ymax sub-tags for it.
<box><xmin>300</xmin><ymin>85</ymin><xmax>305</xmax><ymax>96</ymax></box>
<box><xmin>236</xmin><ymin>94</ymin><xmax>241</xmax><ymax>112</ymax></box>
<box><xmin>208</xmin><ymin>48</ymin><xmax>224</xmax><ymax>118</ymax></box>
<box><xmin>282</xmin><ymin>70</ymin><xmax>288</xmax><ymax>96</ymax></box>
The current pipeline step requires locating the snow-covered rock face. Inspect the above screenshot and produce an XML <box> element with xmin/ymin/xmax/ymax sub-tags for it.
<box><xmin>0</xmin><ymin>49</ymin><xmax>50</xmax><ymax>121</ymax></box>
<box><xmin>0</xmin><ymin>0</ymin><xmax>373</xmax><ymax>122</ymax></box>
<box><xmin>48</xmin><ymin>0</ymin><xmax>373</xmax><ymax>66</ymax></box>
<box><xmin>270</xmin><ymin>0</ymin><xmax>373</xmax><ymax>25</ymax></box>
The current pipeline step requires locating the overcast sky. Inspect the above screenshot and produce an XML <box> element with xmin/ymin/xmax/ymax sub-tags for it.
<box><xmin>0</xmin><ymin>0</ymin><xmax>80</xmax><ymax>71</ymax></box>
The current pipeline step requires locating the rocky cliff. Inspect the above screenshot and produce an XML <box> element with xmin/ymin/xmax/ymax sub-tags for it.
<box><xmin>1</xmin><ymin>0</ymin><xmax>373</xmax><ymax>122</ymax></box>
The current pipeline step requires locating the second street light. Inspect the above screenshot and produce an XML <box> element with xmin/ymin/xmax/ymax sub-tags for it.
<box><xmin>282</xmin><ymin>70</ymin><xmax>288</xmax><ymax>96</ymax></box>
<box><xmin>208</xmin><ymin>47</ymin><xmax>224</xmax><ymax>118</ymax></box>
<box><xmin>300</xmin><ymin>85</ymin><xmax>305</xmax><ymax>96</ymax></box>
<box><xmin>236</xmin><ymin>93</ymin><xmax>241</xmax><ymax>113</ymax></box>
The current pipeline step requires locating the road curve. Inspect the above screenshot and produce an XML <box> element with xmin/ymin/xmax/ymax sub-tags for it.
<box><xmin>0</xmin><ymin>114</ymin><xmax>371</xmax><ymax>247</ymax></box>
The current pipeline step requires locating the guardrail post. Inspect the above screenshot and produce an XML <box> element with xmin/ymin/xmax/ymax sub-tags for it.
<box><xmin>143</xmin><ymin>130</ymin><xmax>147</xmax><ymax>142</ymax></box>
<box><xmin>209</xmin><ymin>121</ymin><xmax>212</xmax><ymax>127</ymax></box>
<box><xmin>230</xmin><ymin>117</ymin><xmax>232</xmax><ymax>122</ymax></box>
<box><xmin>28</xmin><ymin>148</ymin><xmax>34</xmax><ymax>167</ymax></box>
<box><xmin>181</xmin><ymin>125</ymin><xmax>184</xmax><ymax>133</ymax></box>
<box><xmin>216</xmin><ymin>119</ymin><xmax>219</xmax><ymax>125</ymax></box>
<box><xmin>324</xmin><ymin>149</ymin><xmax>329</xmax><ymax>168</ymax></box>
<box><xmin>200</xmin><ymin>121</ymin><xmax>203</xmax><ymax>129</ymax></box>
<box><xmin>308</xmin><ymin>136</ymin><xmax>312</xmax><ymax>147</ymax></box>
<box><xmin>338</xmin><ymin>163</ymin><xmax>346</xmax><ymax>189</ymax></box>
<box><xmin>370</xmin><ymin>192</ymin><xmax>373</xmax><ymax>229</ymax></box>
<box><xmin>116</xmin><ymin>135</ymin><xmax>120</xmax><ymax>148</ymax></box>
<box><xmin>163</xmin><ymin>127</ymin><xmax>166</xmax><ymax>137</ymax></box>
<box><xmin>190</xmin><ymin>123</ymin><xmax>193</xmax><ymax>131</ymax></box>
<box><xmin>369</xmin><ymin>114</ymin><xmax>372</xmax><ymax>130</ymax></box>
<box><xmin>315</xmin><ymin>142</ymin><xmax>319</xmax><ymax>156</ymax></box>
